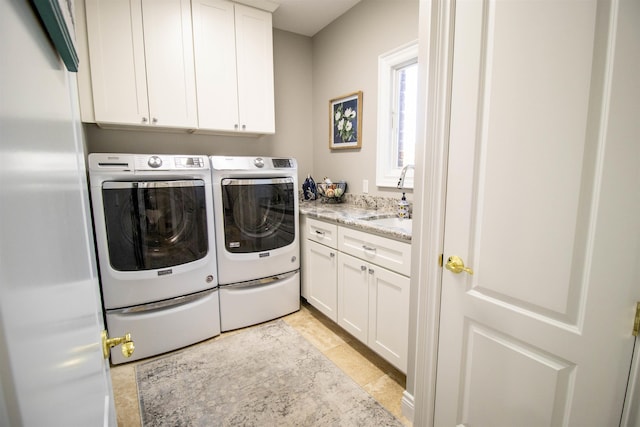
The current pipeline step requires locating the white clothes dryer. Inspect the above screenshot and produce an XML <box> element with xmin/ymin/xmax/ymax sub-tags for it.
<box><xmin>89</xmin><ymin>153</ymin><xmax>220</xmax><ymax>364</ymax></box>
<box><xmin>210</xmin><ymin>156</ymin><xmax>300</xmax><ymax>331</ymax></box>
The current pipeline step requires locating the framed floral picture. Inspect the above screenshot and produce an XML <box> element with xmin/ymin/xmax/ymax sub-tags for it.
<box><xmin>329</xmin><ymin>91</ymin><xmax>362</xmax><ymax>149</ymax></box>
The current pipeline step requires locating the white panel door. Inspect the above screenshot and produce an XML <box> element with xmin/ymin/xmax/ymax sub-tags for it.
<box><xmin>142</xmin><ymin>0</ymin><xmax>198</xmax><ymax>128</ymax></box>
<box><xmin>337</xmin><ymin>252</ymin><xmax>369</xmax><ymax>343</ymax></box>
<box><xmin>306</xmin><ymin>241</ymin><xmax>338</xmax><ymax>321</ymax></box>
<box><xmin>235</xmin><ymin>3</ymin><xmax>275</xmax><ymax>134</ymax></box>
<box><xmin>435</xmin><ymin>0</ymin><xmax>640</xmax><ymax>426</ymax></box>
<box><xmin>192</xmin><ymin>0</ymin><xmax>239</xmax><ymax>131</ymax></box>
<box><xmin>0</xmin><ymin>0</ymin><xmax>118</xmax><ymax>420</ymax></box>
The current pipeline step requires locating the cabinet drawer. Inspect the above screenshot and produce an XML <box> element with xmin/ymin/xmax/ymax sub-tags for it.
<box><xmin>338</xmin><ymin>226</ymin><xmax>411</xmax><ymax>276</ymax></box>
<box><xmin>306</xmin><ymin>218</ymin><xmax>338</xmax><ymax>249</ymax></box>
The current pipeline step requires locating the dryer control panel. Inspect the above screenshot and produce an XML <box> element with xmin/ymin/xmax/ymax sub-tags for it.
<box><xmin>272</xmin><ymin>158</ymin><xmax>295</xmax><ymax>168</ymax></box>
<box><xmin>210</xmin><ymin>156</ymin><xmax>297</xmax><ymax>171</ymax></box>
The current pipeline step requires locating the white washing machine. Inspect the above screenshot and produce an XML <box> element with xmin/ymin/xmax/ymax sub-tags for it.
<box><xmin>210</xmin><ymin>156</ymin><xmax>300</xmax><ymax>331</ymax></box>
<box><xmin>89</xmin><ymin>153</ymin><xmax>220</xmax><ymax>364</ymax></box>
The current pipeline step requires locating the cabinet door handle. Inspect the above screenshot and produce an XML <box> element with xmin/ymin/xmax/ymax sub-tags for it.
<box><xmin>330</xmin><ymin>252</ymin><xmax>335</xmax><ymax>258</ymax></box>
<box><xmin>141</xmin><ymin>117</ymin><xmax>148</xmax><ymax>123</ymax></box>
<box><xmin>368</xmin><ymin>268</ymin><xmax>374</xmax><ymax>274</ymax></box>
<box><xmin>152</xmin><ymin>117</ymin><xmax>158</xmax><ymax>124</ymax></box>
<box><xmin>360</xmin><ymin>265</ymin><xmax>366</xmax><ymax>271</ymax></box>
<box><xmin>362</xmin><ymin>245</ymin><xmax>376</xmax><ymax>252</ymax></box>
<box><xmin>242</xmin><ymin>124</ymin><xmax>246</xmax><ymax>130</ymax></box>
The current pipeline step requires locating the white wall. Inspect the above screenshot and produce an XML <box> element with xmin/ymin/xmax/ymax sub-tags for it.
<box><xmin>312</xmin><ymin>0</ymin><xmax>419</xmax><ymax>199</ymax></box>
<box><xmin>263</xmin><ymin>30</ymin><xmax>314</xmax><ymax>183</ymax></box>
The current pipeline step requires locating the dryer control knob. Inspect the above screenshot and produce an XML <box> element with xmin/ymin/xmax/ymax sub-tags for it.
<box><xmin>254</xmin><ymin>157</ymin><xmax>265</xmax><ymax>168</ymax></box>
<box><xmin>148</xmin><ymin>156</ymin><xmax>162</xmax><ymax>168</ymax></box>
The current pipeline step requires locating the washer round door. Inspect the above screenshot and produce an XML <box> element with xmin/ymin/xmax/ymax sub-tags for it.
<box><xmin>221</xmin><ymin>177</ymin><xmax>295</xmax><ymax>253</ymax></box>
<box><xmin>101</xmin><ymin>180</ymin><xmax>209</xmax><ymax>271</ymax></box>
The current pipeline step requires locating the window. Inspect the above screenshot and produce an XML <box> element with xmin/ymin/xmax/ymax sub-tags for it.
<box><xmin>376</xmin><ymin>41</ymin><xmax>418</xmax><ymax>189</ymax></box>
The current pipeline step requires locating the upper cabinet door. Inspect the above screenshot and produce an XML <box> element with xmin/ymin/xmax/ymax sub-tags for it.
<box><xmin>193</xmin><ymin>0</ymin><xmax>275</xmax><ymax>134</ymax></box>
<box><xmin>85</xmin><ymin>0</ymin><xmax>148</xmax><ymax>125</ymax></box>
<box><xmin>192</xmin><ymin>0</ymin><xmax>240</xmax><ymax>131</ymax></box>
<box><xmin>85</xmin><ymin>0</ymin><xmax>197</xmax><ymax>128</ymax></box>
<box><xmin>141</xmin><ymin>0</ymin><xmax>197</xmax><ymax>129</ymax></box>
<box><xmin>235</xmin><ymin>4</ymin><xmax>275</xmax><ymax>134</ymax></box>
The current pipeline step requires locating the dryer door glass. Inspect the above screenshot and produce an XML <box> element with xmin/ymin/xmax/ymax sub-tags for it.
<box><xmin>221</xmin><ymin>178</ymin><xmax>295</xmax><ymax>253</ymax></box>
<box><xmin>102</xmin><ymin>180</ymin><xmax>209</xmax><ymax>271</ymax></box>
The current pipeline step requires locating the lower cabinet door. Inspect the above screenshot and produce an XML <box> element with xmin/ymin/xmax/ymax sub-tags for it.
<box><xmin>337</xmin><ymin>252</ymin><xmax>369</xmax><ymax>344</ymax></box>
<box><xmin>368</xmin><ymin>266</ymin><xmax>410</xmax><ymax>373</ymax></box>
<box><xmin>306</xmin><ymin>240</ymin><xmax>338</xmax><ymax>321</ymax></box>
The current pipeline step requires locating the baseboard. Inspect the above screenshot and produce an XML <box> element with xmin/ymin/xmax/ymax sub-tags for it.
<box><xmin>401</xmin><ymin>390</ymin><xmax>415</xmax><ymax>423</ymax></box>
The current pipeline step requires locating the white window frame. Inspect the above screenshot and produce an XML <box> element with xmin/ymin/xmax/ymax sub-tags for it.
<box><xmin>376</xmin><ymin>40</ymin><xmax>419</xmax><ymax>189</ymax></box>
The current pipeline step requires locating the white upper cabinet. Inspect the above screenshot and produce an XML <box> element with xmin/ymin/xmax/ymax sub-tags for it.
<box><xmin>85</xmin><ymin>0</ymin><xmax>198</xmax><ymax>129</ymax></box>
<box><xmin>192</xmin><ymin>0</ymin><xmax>275</xmax><ymax>134</ymax></box>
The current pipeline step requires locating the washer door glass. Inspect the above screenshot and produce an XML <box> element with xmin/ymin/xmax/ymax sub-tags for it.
<box><xmin>102</xmin><ymin>180</ymin><xmax>209</xmax><ymax>271</ymax></box>
<box><xmin>221</xmin><ymin>178</ymin><xmax>295</xmax><ymax>253</ymax></box>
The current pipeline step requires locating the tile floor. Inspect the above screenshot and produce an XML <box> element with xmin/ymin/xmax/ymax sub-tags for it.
<box><xmin>110</xmin><ymin>300</ymin><xmax>412</xmax><ymax>426</ymax></box>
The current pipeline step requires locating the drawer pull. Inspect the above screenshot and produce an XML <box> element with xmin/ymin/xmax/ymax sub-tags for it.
<box><xmin>315</xmin><ymin>230</ymin><xmax>325</xmax><ymax>236</ymax></box>
<box><xmin>362</xmin><ymin>245</ymin><xmax>376</xmax><ymax>252</ymax></box>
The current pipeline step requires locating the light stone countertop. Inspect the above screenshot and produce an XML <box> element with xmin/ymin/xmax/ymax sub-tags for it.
<box><xmin>298</xmin><ymin>200</ymin><xmax>412</xmax><ymax>242</ymax></box>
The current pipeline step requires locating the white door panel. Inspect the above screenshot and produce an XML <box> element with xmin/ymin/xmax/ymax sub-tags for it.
<box><xmin>369</xmin><ymin>265</ymin><xmax>410</xmax><ymax>373</ymax></box>
<box><xmin>434</xmin><ymin>0</ymin><xmax>639</xmax><ymax>425</ymax></box>
<box><xmin>337</xmin><ymin>252</ymin><xmax>369</xmax><ymax>343</ymax></box>
<box><xmin>469</xmin><ymin>1</ymin><xmax>597</xmax><ymax>321</ymax></box>
<box><xmin>307</xmin><ymin>241</ymin><xmax>338</xmax><ymax>321</ymax></box>
<box><xmin>192</xmin><ymin>0</ymin><xmax>239</xmax><ymax>131</ymax></box>
<box><xmin>235</xmin><ymin>3</ymin><xmax>275</xmax><ymax>133</ymax></box>
<box><xmin>458</xmin><ymin>323</ymin><xmax>574</xmax><ymax>427</ymax></box>
<box><xmin>142</xmin><ymin>0</ymin><xmax>197</xmax><ymax>128</ymax></box>
<box><xmin>85</xmin><ymin>0</ymin><xmax>148</xmax><ymax>124</ymax></box>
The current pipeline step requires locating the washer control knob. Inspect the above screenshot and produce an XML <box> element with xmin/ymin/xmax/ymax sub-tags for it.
<box><xmin>254</xmin><ymin>157</ymin><xmax>265</xmax><ymax>168</ymax></box>
<box><xmin>148</xmin><ymin>156</ymin><xmax>162</xmax><ymax>168</ymax></box>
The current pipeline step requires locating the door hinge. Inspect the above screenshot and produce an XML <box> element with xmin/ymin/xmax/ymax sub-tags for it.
<box><xmin>438</xmin><ymin>254</ymin><xmax>443</xmax><ymax>267</ymax></box>
<box><xmin>633</xmin><ymin>302</ymin><xmax>640</xmax><ymax>337</ymax></box>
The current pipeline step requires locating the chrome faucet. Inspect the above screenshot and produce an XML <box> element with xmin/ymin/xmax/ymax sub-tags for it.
<box><xmin>396</xmin><ymin>164</ymin><xmax>414</xmax><ymax>189</ymax></box>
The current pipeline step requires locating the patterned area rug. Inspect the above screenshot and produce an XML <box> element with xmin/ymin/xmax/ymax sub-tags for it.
<box><xmin>136</xmin><ymin>320</ymin><xmax>403</xmax><ymax>426</ymax></box>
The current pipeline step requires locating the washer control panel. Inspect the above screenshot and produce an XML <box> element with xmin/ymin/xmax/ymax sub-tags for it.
<box><xmin>134</xmin><ymin>155</ymin><xmax>208</xmax><ymax>170</ymax></box>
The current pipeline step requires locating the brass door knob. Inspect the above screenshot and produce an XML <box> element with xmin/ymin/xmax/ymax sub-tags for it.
<box><xmin>101</xmin><ymin>330</ymin><xmax>135</xmax><ymax>359</ymax></box>
<box><xmin>445</xmin><ymin>255</ymin><xmax>474</xmax><ymax>275</ymax></box>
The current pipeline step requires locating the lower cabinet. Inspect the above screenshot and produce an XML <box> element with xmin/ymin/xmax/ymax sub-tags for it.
<box><xmin>302</xmin><ymin>216</ymin><xmax>411</xmax><ymax>373</ymax></box>
<box><xmin>338</xmin><ymin>252</ymin><xmax>410</xmax><ymax>373</ymax></box>
<box><xmin>306</xmin><ymin>240</ymin><xmax>338</xmax><ymax>322</ymax></box>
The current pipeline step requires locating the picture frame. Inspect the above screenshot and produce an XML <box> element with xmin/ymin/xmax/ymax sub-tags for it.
<box><xmin>32</xmin><ymin>0</ymin><xmax>79</xmax><ymax>72</ymax></box>
<box><xmin>329</xmin><ymin>91</ymin><xmax>363</xmax><ymax>150</ymax></box>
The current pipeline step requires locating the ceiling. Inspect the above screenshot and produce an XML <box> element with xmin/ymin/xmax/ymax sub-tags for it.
<box><xmin>270</xmin><ymin>0</ymin><xmax>362</xmax><ymax>37</ymax></box>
